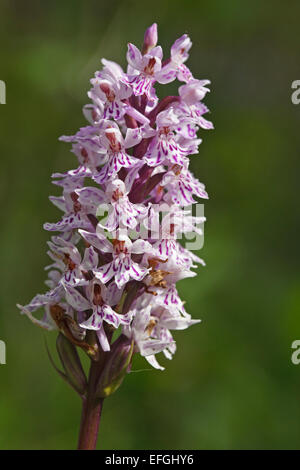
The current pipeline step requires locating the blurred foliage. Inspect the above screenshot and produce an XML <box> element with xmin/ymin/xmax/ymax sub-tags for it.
<box><xmin>0</xmin><ymin>0</ymin><xmax>300</xmax><ymax>449</ymax></box>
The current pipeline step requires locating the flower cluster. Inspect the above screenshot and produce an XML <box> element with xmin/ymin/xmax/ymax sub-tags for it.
<box><xmin>18</xmin><ymin>24</ymin><xmax>212</xmax><ymax>371</ymax></box>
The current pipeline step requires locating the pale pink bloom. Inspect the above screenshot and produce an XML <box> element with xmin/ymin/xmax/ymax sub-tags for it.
<box><xmin>144</xmin><ymin>109</ymin><xmax>190</xmax><ymax>167</ymax></box>
<box><xmin>75</xmin><ymin>280</ymin><xmax>131</xmax><ymax>351</ymax></box>
<box><xmin>78</xmin><ymin>231</ymin><xmax>153</xmax><ymax>288</ymax></box>
<box><xmin>88</xmin><ymin>59</ymin><xmax>132</xmax><ymax>120</ymax></box>
<box><xmin>125</xmin><ymin>42</ymin><xmax>176</xmax><ymax>99</ymax></box>
<box><xmin>98</xmin><ymin>179</ymin><xmax>148</xmax><ymax>231</ymax></box>
<box><xmin>93</xmin><ymin>125</ymin><xmax>141</xmax><ymax>183</ymax></box>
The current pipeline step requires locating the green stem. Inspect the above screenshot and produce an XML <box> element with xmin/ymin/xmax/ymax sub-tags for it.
<box><xmin>77</xmin><ymin>360</ymin><xmax>104</xmax><ymax>450</ymax></box>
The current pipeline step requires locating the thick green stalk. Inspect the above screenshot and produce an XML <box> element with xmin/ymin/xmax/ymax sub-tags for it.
<box><xmin>77</xmin><ymin>359</ymin><xmax>104</xmax><ymax>450</ymax></box>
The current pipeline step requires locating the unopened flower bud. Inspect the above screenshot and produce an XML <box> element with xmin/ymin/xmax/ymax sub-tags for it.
<box><xmin>142</xmin><ymin>23</ymin><xmax>158</xmax><ymax>55</ymax></box>
<box><xmin>56</xmin><ymin>333</ymin><xmax>88</xmax><ymax>395</ymax></box>
<box><xmin>179</xmin><ymin>80</ymin><xmax>210</xmax><ymax>105</ymax></box>
<box><xmin>96</xmin><ymin>335</ymin><xmax>134</xmax><ymax>398</ymax></box>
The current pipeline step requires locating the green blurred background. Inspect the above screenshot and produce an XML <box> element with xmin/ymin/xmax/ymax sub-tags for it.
<box><xmin>1</xmin><ymin>0</ymin><xmax>300</xmax><ymax>449</ymax></box>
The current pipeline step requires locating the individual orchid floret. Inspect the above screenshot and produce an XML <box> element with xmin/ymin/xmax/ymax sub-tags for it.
<box><xmin>44</xmin><ymin>185</ymin><xmax>96</xmax><ymax>232</ymax></box>
<box><xmin>123</xmin><ymin>303</ymin><xmax>174</xmax><ymax>370</ymax></box>
<box><xmin>148</xmin><ymin>210</ymin><xmax>203</xmax><ymax>268</ymax></box>
<box><xmin>59</xmin><ymin>125</ymin><xmax>108</xmax><ymax>177</ymax></box>
<box><xmin>88</xmin><ymin>60</ymin><xmax>132</xmax><ymax>121</ymax></box>
<box><xmin>46</xmin><ymin>236</ymin><xmax>98</xmax><ymax>287</ymax></box>
<box><xmin>143</xmin><ymin>108</ymin><xmax>189</xmax><ymax>167</ymax></box>
<box><xmin>174</xmin><ymin>80</ymin><xmax>214</xmax><ymax>132</ymax></box>
<box><xmin>93</xmin><ymin>125</ymin><xmax>140</xmax><ymax>183</ymax></box>
<box><xmin>142</xmin><ymin>254</ymin><xmax>196</xmax><ymax>289</ymax></box>
<box><xmin>170</xmin><ymin>34</ymin><xmax>194</xmax><ymax>83</ymax></box>
<box><xmin>79</xmin><ymin>230</ymin><xmax>153</xmax><ymax>288</ymax></box>
<box><xmin>153</xmin><ymin>33</ymin><xmax>194</xmax><ymax>86</ymax></box>
<box><xmin>98</xmin><ymin>179</ymin><xmax>148</xmax><ymax>231</ymax></box>
<box><xmin>77</xmin><ymin>280</ymin><xmax>132</xmax><ymax>351</ymax></box>
<box><xmin>162</xmin><ymin>162</ymin><xmax>208</xmax><ymax>205</ymax></box>
<box><xmin>17</xmin><ymin>291</ymin><xmax>88</xmax><ymax>348</ymax></box>
<box><xmin>126</xmin><ymin>42</ymin><xmax>176</xmax><ymax>99</ymax></box>
<box><xmin>155</xmin><ymin>284</ymin><xmax>190</xmax><ymax>317</ymax></box>
<box><xmin>179</xmin><ymin>79</ymin><xmax>210</xmax><ymax>105</ymax></box>
<box><xmin>145</xmin><ymin>204</ymin><xmax>204</xmax><ymax>241</ymax></box>
<box><xmin>171</xmin><ymin>34</ymin><xmax>192</xmax><ymax>65</ymax></box>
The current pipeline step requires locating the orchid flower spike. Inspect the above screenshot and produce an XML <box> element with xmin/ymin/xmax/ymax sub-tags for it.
<box><xmin>18</xmin><ymin>24</ymin><xmax>213</xmax><ymax>449</ymax></box>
